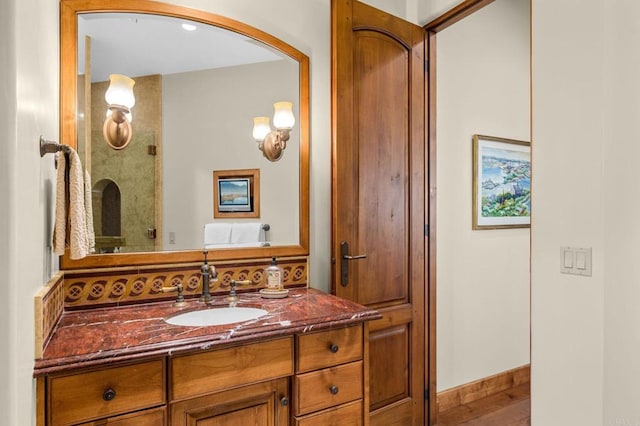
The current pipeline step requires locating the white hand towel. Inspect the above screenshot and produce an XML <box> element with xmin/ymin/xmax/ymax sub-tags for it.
<box><xmin>53</xmin><ymin>149</ymin><xmax>92</xmax><ymax>260</ymax></box>
<box><xmin>230</xmin><ymin>223</ymin><xmax>265</xmax><ymax>244</ymax></box>
<box><xmin>204</xmin><ymin>223</ymin><xmax>232</xmax><ymax>246</ymax></box>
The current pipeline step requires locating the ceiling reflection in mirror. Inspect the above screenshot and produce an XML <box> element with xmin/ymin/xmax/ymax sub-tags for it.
<box><xmin>75</xmin><ymin>12</ymin><xmax>300</xmax><ymax>255</ymax></box>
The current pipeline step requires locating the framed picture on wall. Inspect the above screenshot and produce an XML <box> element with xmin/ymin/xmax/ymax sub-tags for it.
<box><xmin>213</xmin><ymin>169</ymin><xmax>260</xmax><ymax>218</ymax></box>
<box><xmin>472</xmin><ymin>134</ymin><xmax>531</xmax><ymax>229</ymax></box>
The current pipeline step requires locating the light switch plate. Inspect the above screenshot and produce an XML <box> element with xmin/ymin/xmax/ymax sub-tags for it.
<box><xmin>560</xmin><ymin>247</ymin><xmax>592</xmax><ymax>276</ymax></box>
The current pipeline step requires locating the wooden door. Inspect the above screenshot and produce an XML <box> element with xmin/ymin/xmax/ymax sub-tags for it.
<box><xmin>170</xmin><ymin>378</ymin><xmax>289</xmax><ymax>425</ymax></box>
<box><xmin>331</xmin><ymin>1</ymin><xmax>427</xmax><ymax>425</ymax></box>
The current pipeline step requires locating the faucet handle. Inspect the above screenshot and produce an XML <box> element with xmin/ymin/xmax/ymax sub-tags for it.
<box><xmin>161</xmin><ymin>283</ymin><xmax>187</xmax><ymax>307</ymax></box>
<box><xmin>227</xmin><ymin>279</ymin><xmax>253</xmax><ymax>302</ymax></box>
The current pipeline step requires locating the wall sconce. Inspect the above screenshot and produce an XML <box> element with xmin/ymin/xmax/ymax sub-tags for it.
<box><xmin>252</xmin><ymin>101</ymin><xmax>295</xmax><ymax>162</ymax></box>
<box><xmin>103</xmin><ymin>74</ymin><xmax>135</xmax><ymax>150</ymax></box>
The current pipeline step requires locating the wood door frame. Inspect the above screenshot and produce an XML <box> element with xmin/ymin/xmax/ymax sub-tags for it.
<box><xmin>423</xmin><ymin>1</ymin><xmax>496</xmax><ymax>424</ymax></box>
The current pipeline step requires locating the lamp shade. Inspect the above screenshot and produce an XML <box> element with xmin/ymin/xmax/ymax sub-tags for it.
<box><xmin>272</xmin><ymin>101</ymin><xmax>295</xmax><ymax>130</ymax></box>
<box><xmin>105</xmin><ymin>74</ymin><xmax>136</xmax><ymax>108</ymax></box>
<box><xmin>252</xmin><ymin>117</ymin><xmax>271</xmax><ymax>141</ymax></box>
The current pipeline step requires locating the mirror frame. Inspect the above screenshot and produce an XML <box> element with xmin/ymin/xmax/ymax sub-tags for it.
<box><xmin>60</xmin><ymin>0</ymin><xmax>310</xmax><ymax>269</ymax></box>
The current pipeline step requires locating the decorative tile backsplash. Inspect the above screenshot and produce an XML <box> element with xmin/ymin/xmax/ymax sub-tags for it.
<box><xmin>62</xmin><ymin>257</ymin><xmax>308</xmax><ymax>308</ymax></box>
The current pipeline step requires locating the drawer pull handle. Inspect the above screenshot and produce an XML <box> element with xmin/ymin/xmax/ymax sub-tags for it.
<box><xmin>329</xmin><ymin>344</ymin><xmax>340</xmax><ymax>353</ymax></box>
<box><xmin>280</xmin><ymin>396</ymin><xmax>289</xmax><ymax>406</ymax></box>
<box><xmin>102</xmin><ymin>388</ymin><xmax>116</xmax><ymax>401</ymax></box>
<box><xmin>329</xmin><ymin>385</ymin><xmax>339</xmax><ymax>395</ymax></box>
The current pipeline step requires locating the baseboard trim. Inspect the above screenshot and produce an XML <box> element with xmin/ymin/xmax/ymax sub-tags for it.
<box><xmin>437</xmin><ymin>364</ymin><xmax>530</xmax><ymax>413</ymax></box>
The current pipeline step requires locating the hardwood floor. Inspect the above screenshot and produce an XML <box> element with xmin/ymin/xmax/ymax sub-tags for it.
<box><xmin>437</xmin><ymin>383</ymin><xmax>531</xmax><ymax>425</ymax></box>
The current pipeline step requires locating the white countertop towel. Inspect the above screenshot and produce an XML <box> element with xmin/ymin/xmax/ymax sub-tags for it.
<box><xmin>230</xmin><ymin>223</ymin><xmax>265</xmax><ymax>244</ymax></box>
<box><xmin>204</xmin><ymin>223</ymin><xmax>232</xmax><ymax>246</ymax></box>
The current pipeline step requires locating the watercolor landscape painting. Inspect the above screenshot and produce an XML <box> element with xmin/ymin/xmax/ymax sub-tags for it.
<box><xmin>473</xmin><ymin>135</ymin><xmax>531</xmax><ymax>229</ymax></box>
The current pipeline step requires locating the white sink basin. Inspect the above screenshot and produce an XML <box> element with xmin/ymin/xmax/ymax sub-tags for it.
<box><xmin>166</xmin><ymin>307</ymin><xmax>268</xmax><ymax>327</ymax></box>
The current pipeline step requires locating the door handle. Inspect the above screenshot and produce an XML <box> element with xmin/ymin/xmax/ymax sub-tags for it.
<box><xmin>343</xmin><ymin>254</ymin><xmax>367</xmax><ymax>260</ymax></box>
<box><xmin>340</xmin><ymin>241</ymin><xmax>367</xmax><ymax>287</ymax></box>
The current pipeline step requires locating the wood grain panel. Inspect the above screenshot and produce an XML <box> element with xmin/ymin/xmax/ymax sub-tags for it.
<box><xmin>170</xmin><ymin>338</ymin><xmax>293</xmax><ymax>401</ymax></box>
<box><xmin>48</xmin><ymin>359</ymin><xmax>165</xmax><ymax>425</ymax></box>
<box><xmin>354</xmin><ymin>30</ymin><xmax>410</xmax><ymax>307</ymax></box>
<box><xmin>170</xmin><ymin>378</ymin><xmax>288</xmax><ymax>426</ymax></box>
<box><xmin>294</xmin><ymin>361</ymin><xmax>363</xmax><ymax>416</ymax></box>
<box><xmin>370</xmin><ymin>399</ymin><xmax>413</xmax><ymax>426</ymax></box>
<box><xmin>294</xmin><ymin>400</ymin><xmax>363</xmax><ymax>426</ymax></box>
<box><xmin>296</xmin><ymin>325</ymin><xmax>363</xmax><ymax>373</ymax></box>
<box><xmin>77</xmin><ymin>406</ymin><xmax>166</xmax><ymax>425</ymax></box>
<box><xmin>369</xmin><ymin>325</ymin><xmax>409</xmax><ymax>411</ymax></box>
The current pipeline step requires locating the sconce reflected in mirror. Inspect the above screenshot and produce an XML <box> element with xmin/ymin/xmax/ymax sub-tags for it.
<box><xmin>103</xmin><ymin>74</ymin><xmax>135</xmax><ymax>150</ymax></box>
<box><xmin>252</xmin><ymin>101</ymin><xmax>295</xmax><ymax>162</ymax></box>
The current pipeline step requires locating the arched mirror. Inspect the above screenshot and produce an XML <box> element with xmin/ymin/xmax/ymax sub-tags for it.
<box><xmin>60</xmin><ymin>0</ymin><xmax>309</xmax><ymax>269</ymax></box>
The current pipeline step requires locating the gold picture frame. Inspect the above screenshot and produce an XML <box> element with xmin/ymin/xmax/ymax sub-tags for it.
<box><xmin>213</xmin><ymin>169</ymin><xmax>260</xmax><ymax>218</ymax></box>
<box><xmin>472</xmin><ymin>134</ymin><xmax>530</xmax><ymax>229</ymax></box>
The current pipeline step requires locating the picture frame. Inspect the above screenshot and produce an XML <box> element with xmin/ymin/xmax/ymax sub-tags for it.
<box><xmin>213</xmin><ymin>169</ymin><xmax>260</xmax><ymax>218</ymax></box>
<box><xmin>472</xmin><ymin>134</ymin><xmax>531</xmax><ymax>229</ymax></box>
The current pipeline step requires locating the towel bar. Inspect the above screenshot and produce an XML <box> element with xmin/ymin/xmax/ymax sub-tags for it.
<box><xmin>39</xmin><ymin>136</ymin><xmax>71</xmax><ymax>157</ymax></box>
<box><xmin>262</xmin><ymin>224</ymin><xmax>270</xmax><ymax>231</ymax></box>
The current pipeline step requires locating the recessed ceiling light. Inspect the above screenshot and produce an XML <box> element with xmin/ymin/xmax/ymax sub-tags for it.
<box><xmin>181</xmin><ymin>23</ymin><xmax>197</xmax><ymax>31</ymax></box>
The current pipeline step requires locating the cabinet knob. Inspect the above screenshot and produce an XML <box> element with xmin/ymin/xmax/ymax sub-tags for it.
<box><xmin>280</xmin><ymin>396</ymin><xmax>289</xmax><ymax>406</ymax></box>
<box><xmin>329</xmin><ymin>344</ymin><xmax>339</xmax><ymax>353</ymax></box>
<box><xmin>329</xmin><ymin>385</ymin><xmax>339</xmax><ymax>395</ymax></box>
<box><xmin>102</xmin><ymin>388</ymin><xmax>116</xmax><ymax>401</ymax></box>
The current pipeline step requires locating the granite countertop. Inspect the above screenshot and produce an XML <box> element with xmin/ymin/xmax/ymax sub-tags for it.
<box><xmin>34</xmin><ymin>288</ymin><xmax>380</xmax><ymax>376</ymax></box>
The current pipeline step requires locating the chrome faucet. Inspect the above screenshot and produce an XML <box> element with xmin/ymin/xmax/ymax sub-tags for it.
<box><xmin>200</xmin><ymin>251</ymin><xmax>218</xmax><ymax>303</ymax></box>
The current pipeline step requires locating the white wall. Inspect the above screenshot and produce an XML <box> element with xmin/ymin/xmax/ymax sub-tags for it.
<box><xmin>531</xmin><ymin>0</ymin><xmax>606</xmax><ymax>424</ymax></box>
<box><xmin>0</xmin><ymin>0</ymin><xmax>15</xmax><ymax>420</ymax></box>
<box><xmin>177</xmin><ymin>0</ymin><xmax>332</xmax><ymax>291</ymax></box>
<box><xmin>162</xmin><ymin>60</ymin><xmax>299</xmax><ymax>249</ymax></box>
<box><xmin>2</xmin><ymin>0</ymin><xmax>59</xmax><ymax>424</ymax></box>
<box><xmin>436</xmin><ymin>0</ymin><xmax>530</xmax><ymax>391</ymax></box>
<box><xmin>602</xmin><ymin>2</ymin><xmax>640</xmax><ymax>425</ymax></box>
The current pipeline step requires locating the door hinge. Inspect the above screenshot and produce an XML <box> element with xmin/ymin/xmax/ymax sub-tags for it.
<box><xmin>424</xmin><ymin>388</ymin><xmax>429</xmax><ymax>400</ymax></box>
<box><xmin>147</xmin><ymin>145</ymin><xmax>157</xmax><ymax>156</ymax></box>
<box><xmin>424</xmin><ymin>224</ymin><xmax>429</xmax><ymax>236</ymax></box>
<box><xmin>424</xmin><ymin>59</ymin><xmax>429</xmax><ymax>72</ymax></box>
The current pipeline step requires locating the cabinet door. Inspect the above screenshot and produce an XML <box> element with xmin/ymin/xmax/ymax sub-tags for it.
<box><xmin>171</xmin><ymin>378</ymin><xmax>289</xmax><ymax>426</ymax></box>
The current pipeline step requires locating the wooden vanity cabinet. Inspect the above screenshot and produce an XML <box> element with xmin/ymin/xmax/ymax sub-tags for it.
<box><xmin>42</xmin><ymin>326</ymin><xmax>369</xmax><ymax>426</ymax></box>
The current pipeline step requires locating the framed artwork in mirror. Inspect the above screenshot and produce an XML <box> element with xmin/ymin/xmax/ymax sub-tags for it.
<box><xmin>213</xmin><ymin>169</ymin><xmax>260</xmax><ymax>218</ymax></box>
<box><xmin>472</xmin><ymin>134</ymin><xmax>531</xmax><ymax>229</ymax></box>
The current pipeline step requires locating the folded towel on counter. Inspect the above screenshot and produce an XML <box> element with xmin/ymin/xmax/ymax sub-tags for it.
<box><xmin>53</xmin><ymin>149</ymin><xmax>95</xmax><ymax>259</ymax></box>
<box><xmin>230</xmin><ymin>222</ymin><xmax>266</xmax><ymax>244</ymax></box>
<box><xmin>204</xmin><ymin>223</ymin><xmax>232</xmax><ymax>247</ymax></box>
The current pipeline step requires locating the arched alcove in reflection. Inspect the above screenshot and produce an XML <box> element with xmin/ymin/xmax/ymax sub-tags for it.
<box><xmin>92</xmin><ymin>178</ymin><xmax>124</xmax><ymax>253</ymax></box>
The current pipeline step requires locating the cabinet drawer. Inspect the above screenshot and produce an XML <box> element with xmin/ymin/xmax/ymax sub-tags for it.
<box><xmin>49</xmin><ymin>359</ymin><xmax>165</xmax><ymax>426</ymax></box>
<box><xmin>294</xmin><ymin>360</ymin><xmax>363</xmax><ymax>416</ymax></box>
<box><xmin>296</xmin><ymin>325</ymin><xmax>363</xmax><ymax>372</ymax></box>
<box><xmin>294</xmin><ymin>400</ymin><xmax>362</xmax><ymax>426</ymax></box>
<box><xmin>77</xmin><ymin>406</ymin><xmax>166</xmax><ymax>425</ymax></box>
<box><xmin>171</xmin><ymin>337</ymin><xmax>293</xmax><ymax>401</ymax></box>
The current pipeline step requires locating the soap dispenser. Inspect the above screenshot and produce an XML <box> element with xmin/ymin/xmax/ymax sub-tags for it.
<box><xmin>265</xmin><ymin>257</ymin><xmax>282</xmax><ymax>291</ymax></box>
<box><xmin>261</xmin><ymin>257</ymin><xmax>288</xmax><ymax>298</ymax></box>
